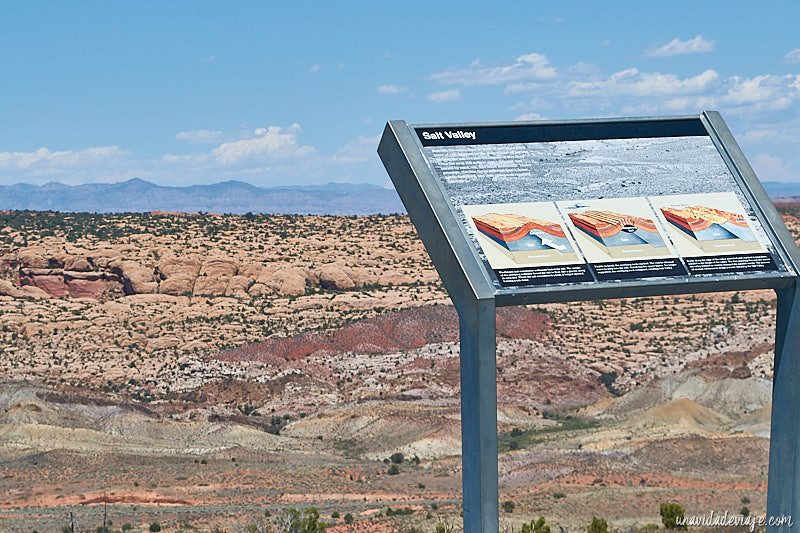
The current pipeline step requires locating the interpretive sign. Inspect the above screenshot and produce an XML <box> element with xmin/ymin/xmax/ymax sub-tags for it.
<box><xmin>413</xmin><ymin>118</ymin><xmax>793</xmax><ymax>299</ymax></box>
<box><xmin>378</xmin><ymin>113</ymin><xmax>800</xmax><ymax>533</ymax></box>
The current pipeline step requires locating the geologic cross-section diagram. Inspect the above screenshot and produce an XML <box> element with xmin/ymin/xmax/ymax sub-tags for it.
<box><xmin>471</xmin><ymin>212</ymin><xmax>578</xmax><ymax>264</ymax></box>
<box><xmin>660</xmin><ymin>205</ymin><xmax>760</xmax><ymax>253</ymax></box>
<box><xmin>567</xmin><ymin>209</ymin><xmax>669</xmax><ymax>259</ymax></box>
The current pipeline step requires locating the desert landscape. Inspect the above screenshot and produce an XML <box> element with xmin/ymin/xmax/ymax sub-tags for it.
<box><xmin>1</xmin><ymin>205</ymin><xmax>800</xmax><ymax>532</ymax></box>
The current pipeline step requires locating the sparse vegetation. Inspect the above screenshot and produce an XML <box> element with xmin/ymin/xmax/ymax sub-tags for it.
<box><xmin>0</xmin><ymin>208</ymin><xmax>790</xmax><ymax>531</ymax></box>
<box><xmin>661</xmin><ymin>503</ymin><xmax>687</xmax><ymax>529</ymax></box>
<box><xmin>522</xmin><ymin>516</ymin><xmax>552</xmax><ymax>533</ymax></box>
<box><xmin>587</xmin><ymin>516</ymin><xmax>609</xmax><ymax>533</ymax></box>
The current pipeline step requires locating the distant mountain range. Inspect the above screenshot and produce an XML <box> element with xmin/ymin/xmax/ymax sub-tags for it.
<box><xmin>762</xmin><ymin>181</ymin><xmax>800</xmax><ymax>199</ymax></box>
<box><xmin>1</xmin><ymin>179</ymin><xmax>798</xmax><ymax>215</ymax></box>
<box><xmin>0</xmin><ymin>178</ymin><xmax>405</xmax><ymax>215</ymax></box>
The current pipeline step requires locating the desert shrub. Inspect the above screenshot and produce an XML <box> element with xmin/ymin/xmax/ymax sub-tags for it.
<box><xmin>741</xmin><ymin>507</ymin><xmax>750</xmax><ymax>517</ymax></box>
<box><xmin>522</xmin><ymin>516</ymin><xmax>551</xmax><ymax>533</ymax></box>
<box><xmin>149</xmin><ymin>523</ymin><xmax>162</xmax><ymax>532</ymax></box>
<box><xmin>388</xmin><ymin>464</ymin><xmax>400</xmax><ymax>475</ymax></box>
<box><xmin>274</xmin><ymin>507</ymin><xmax>326</xmax><ymax>533</ymax></box>
<box><xmin>434</xmin><ymin>517</ymin><xmax>462</xmax><ymax>533</ymax></box>
<box><xmin>390</xmin><ymin>452</ymin><xmax>404</xmax><ymax>464</ymax></box>
<box><xmin>599</xmin><ymin>371</ymin><xmax>620</xmax><ymax>395</ymax></box>
<box><xmin>502</xmin><ymin>500</ymin><xmax>515</xmax><ymax>513</ymax></box>
<box><xmin>660</xmin><ymin>503</ymin><xmax>686</xmax><ymax>529</ymax></box>
<box><xmin>121</xmin><ymin>525</ymin><xmax>133</xmax><ymax>531</ymax></box>
<box><xmin>344</xmin><ymin>513</ymin><xmax>354</xmax><ymax>524</ymax></box>
<box><xmin>331</xmin><ymin>511</ymin><xmax>339</xmax><ymax>518</ymax></box>
<box><xmin>587</xmin><ymin>516</ymin><xmax>609</xmax><ymax>533</ymax></box>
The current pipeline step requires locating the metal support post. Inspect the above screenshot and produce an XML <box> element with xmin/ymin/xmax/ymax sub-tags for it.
<box><xmin>768</xmin><ymin>282</ymin><xmax>800</xmax><ymax>532</ymax></box>
<box><xmin>459</xmin><ymin>296</ymin><xmax>499</xmax><ymax>533</ymax></box>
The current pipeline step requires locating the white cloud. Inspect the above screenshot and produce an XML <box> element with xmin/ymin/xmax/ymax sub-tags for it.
<box><xmin>741</xmin><ymin>127</ymin><xmax>800</xmax><ymax>145</ymax></box>
<box><xmin>504</xmin><ymin>82</ymin><xmax>541</xmax><ymax>94</ymax></box>
<box><xmin>202</xmin><ymin>55</ymin><xmax>215</xmax><ymax>63</ymax></box>
<box><xmin>377</xmin><ymin>84</ymin><xmax>407</xmax><ymax>94</ymax></box>
<box><xmin>718</xmin><ymin>75</ymin><xmax>800</xmax><ymax>111</ymax></box>
<box><xmin>568</xmin><ymin>62</ymin><xmax>599</xmax><ymax>75</ymax></box>
<box><xmin>514</xmin><ymin>113</ymin><xmax>546</xmax><ymax>121</ymax></box>
<box><xmin>0</xmin><ymin>125</ymin><xmax>392</xmax><ymax>187</ymax></box>
<box><xmin>175</xmin><ymin>129</ymin><xmax>223</xmax><ymax>144</ymax></box>
<box><xmin>783</xmin><ymin>48</ymin><xmax>800</xmax><ymax>63</ymax></box>
<box><xmin>600</xmin><ymin>40</ymin><xmax>611</xmax><ymax>47</ymax></box>
<box><xmin>644</xmin><ymin>35</ymin><xmax>715</xmax><ymax>58</ymax></box>
<box><xmin>752</xmin><ymin>153</ymin><xmax>794</xmax><ymax>180</ymax></box>
<box><xmin>308</xmin><ymin>65</ymin><xmax>323</xmax><ymax>72</ymax></box>
<box><xmin>210</xmin><ymin>124</ymin><xmax>314</xmax><ymax>165</ymax></box>
<box><xmin>430</xmin><ymin>52</ymin><xmax>557</xmax><ymax>86</ymax></box>
<box><xmin>0</xmin><ymin>145</ymin><xmax>131</xmax><ymax>184</ymax></box>
<box><xmin>567</xmin><ymin>68</ymin><xmax>719</xmax><ymax>97</ymax></box>
<box><xmin>508</xmin><ymin>97</ymin><xmax>552</xmax><ymax>113</ymax></box>
<box><xmin>427</xmin><ymin>89</ymin><xmax>461</xmax><ymax>103</ymax></box>
<box><xmin>332</xmin><ymin>134</ymin><xmax>381</xmax><ymax>164</ymax></box>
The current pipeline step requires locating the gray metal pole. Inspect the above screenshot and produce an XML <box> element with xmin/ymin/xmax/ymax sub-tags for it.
<box><xmin>459</xmin><ymin>296</ymin><xmax>499</xmax><ymax>533</ymax></box>
<box><xmin>767</xmin><ymin>282</ymin><xmax>800</xmax><ymax>532</ymax></box>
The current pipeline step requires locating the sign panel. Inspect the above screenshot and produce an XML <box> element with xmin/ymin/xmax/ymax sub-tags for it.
<box><xmin>415</xmin><ymin>120</ymin><xmax>790</xmax><ymax>291</ymax></box>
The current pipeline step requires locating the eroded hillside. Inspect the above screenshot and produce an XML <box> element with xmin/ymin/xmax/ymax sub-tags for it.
<box><xmin>0</xmin><ymin>208</ymin><xmax>795</xmax><ymax>531</ymax></box>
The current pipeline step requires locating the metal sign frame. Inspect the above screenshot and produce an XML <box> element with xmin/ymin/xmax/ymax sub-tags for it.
<box><xmin>378</xmin><ymin>112</ymin><xmax>800</xmax><ymax>533</ymax></box>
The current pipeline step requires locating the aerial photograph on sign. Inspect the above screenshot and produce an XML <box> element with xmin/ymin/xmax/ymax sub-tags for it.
<box><xmin>426</xmin><ymin>135</ymin><xmax>742</xmax><ymax>206</ymax></box>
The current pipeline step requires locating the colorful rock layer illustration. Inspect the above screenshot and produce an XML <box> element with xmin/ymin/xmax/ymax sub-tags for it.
<box><xmin>660</xmin><ymin>205</ymin><xmax>759</xmax><ymax>253</ymax></box>
<box><xmin>568</xmin><ymin>210</ymin><xmax>667</xmax><ymax>252</ymax></box>
<box><xmin>472</xmin><ymin>212</ymin><xmax>577</xmax><ymax>264</ymax></box>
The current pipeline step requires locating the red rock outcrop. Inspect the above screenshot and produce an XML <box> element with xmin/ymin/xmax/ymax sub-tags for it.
<box><xmin>20</xmin><ymin>274</ymin><xmax>68</xmax><ymax>298</ymax></box>
<box><xmin>219</xmin><ymin>304</ymin><xmax>551</xmax><ymax>362</ymax></box>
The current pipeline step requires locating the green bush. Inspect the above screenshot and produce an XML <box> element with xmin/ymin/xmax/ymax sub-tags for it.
<box><xmin>331</xmin><ymin>511</ymin><xmax>340</xmax><ymax>518</ymax></box>
<box><xmin>390</xmin><ymin>452</ymin><xmax>404</xmax><ymax>464</ymax></box>
<box><xmin>149</xmin><ymin>523</ymin><xmax>162</xmax><ymax>532</ymax></box>
<box><xmin>344</xmin><ymin>513</ymin><xmax>354</xmax><ymax>524</ymax></box>
<box><xmin>587</xmin><ymin>516</ymin><xmax>609</xmax><ymax>533</ymax></box>
<box><xmin>522</xmin><ymin>516</ymin><xmax>551</xmax><ymax>533</ymax></box>
<box><xmin>386</xmin><ymin>507</ymin><xmax>414</xmax><ymax>517</ymax></box>
<box><xmin>660</xmin><ymin>502</ymin><xmax>686</xmax><ymax>529</ymax></box>
<box><xmin>434</xmin><ymin>518</ymin><xmax>460</xmax><ymax>533</ymax></box>
<box><xmin>275</xmin><ymin>507</ymin><xmax>327</xmax><ymax>533</ymax></box>
<box><xmin>502</xmin><ymin>500</ymin><xmax>516</xmax><ymax>513</ymax></box>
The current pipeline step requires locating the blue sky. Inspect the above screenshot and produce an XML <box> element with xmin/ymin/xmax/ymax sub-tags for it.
<box><xmin>1</xmin><ymin>2</ymin><xmax>799</xmax><ymax>187</ymax></box>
